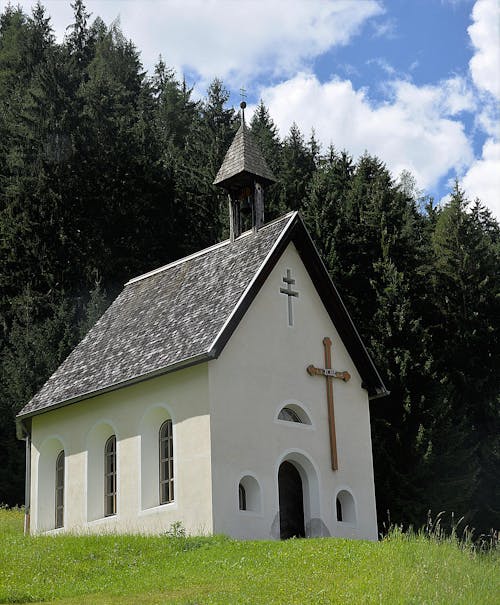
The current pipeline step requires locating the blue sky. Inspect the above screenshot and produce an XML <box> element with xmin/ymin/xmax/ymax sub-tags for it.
<box><xmin>6</xmin><ymin>0</ymin><xmax>500</xmax><ymax>217</ymax></box>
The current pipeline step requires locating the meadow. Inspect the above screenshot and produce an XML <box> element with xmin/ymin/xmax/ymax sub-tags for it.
<box><xmin>0</xmin><ymin>508</ymin><xmax>498</xmax><ymax>605</ymax></box>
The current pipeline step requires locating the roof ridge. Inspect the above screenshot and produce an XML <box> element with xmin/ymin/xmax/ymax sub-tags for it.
<box><xmin>126</xmin><ymin>239</ymin><xmax>230</xmax><ymax>285</ymax></box>
<box><xmin>126</xmin><ymin>211</ymin><xmax>296</xmax><ymax>286</ymax></box>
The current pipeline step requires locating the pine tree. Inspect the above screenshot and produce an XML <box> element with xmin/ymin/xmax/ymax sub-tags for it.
<box><xmin>179</xmin><ymin>78</ymin><xmax>237</xmax><ymax>248</ymax></box>
<box><xmin>66</xmin><ymin>0</ymin><xmax>94</xmax><ymax>71</ymax></box>
<box><xmin>302</xmin><ymin>147</ymin><xmax>354</xmax><ymax>271</ymax></box>
<box><xmin>78</xmin><ymin>274</ymin><xmax>110</xmax><ymax>338</ymax></box>
<box><xmin>280</xmin><ymin>122</ymin><xmax>315</xmax><ymax>212</ymax></box>
<box><xmin>151</xmin><ymin>58</ymin><xmax>197</xmax><ymax>156</ymax></box>
<box><xmin>250</xmin><ymin>100</ymin><xmax>282</xmax><ymax>220</ymax></box>
<box><xmin>430</xmin><ymin>183</ymin><xmax>500</xmax><ymax>532</ymax></box>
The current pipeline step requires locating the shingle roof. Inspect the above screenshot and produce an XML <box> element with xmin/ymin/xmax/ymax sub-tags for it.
<box><xmin>17</xmin><ymin>212</ymin><xmax>388</xmax><ymax>419</ymax></box>
<box><xmin>18</xmin><ymin>214</ymin><xmax>295</xmax><ymax>418</ymax></box>
<box><xmin>213</xmin><ymin>122</ymin><xmax>276</xmax><ymax>187</ymax></box>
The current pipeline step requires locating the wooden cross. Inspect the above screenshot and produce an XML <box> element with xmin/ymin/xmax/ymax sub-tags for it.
<box><xmin>307</xmin><ymin>337</ymin><xmax>350</xmax><ymax>471</ymax></box>
<box><xmin>280</xmin><ymin>269</ymin><xmax>299</xmax><ymax>326</ymax></box>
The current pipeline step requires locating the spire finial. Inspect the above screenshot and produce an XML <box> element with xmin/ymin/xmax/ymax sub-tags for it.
<box><xmin>239</xmin><ymin>86</ymin><xmax>247</xmax><ymax>125</ymax></box>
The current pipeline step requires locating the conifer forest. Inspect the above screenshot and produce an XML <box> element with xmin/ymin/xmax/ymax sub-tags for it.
<box><xmin>0</xmin><ymin>2</ymin><xmax>498</xmax><ymax>535</ymax></box>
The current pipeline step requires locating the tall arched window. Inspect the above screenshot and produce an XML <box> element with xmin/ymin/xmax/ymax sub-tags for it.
<box><xmin>55</xmin><ymin>450</ymin><xmax>64</xmax><ymax>528</ymax></box>
<box><xmin>159</xmin><ymin>420</ymin><xmax>174</xmax><ymax>504</ymax></box>
<box><xmin>104</xmin><ymin>436</ymin><xmax>117</xmax><ymax>516</ymax></box>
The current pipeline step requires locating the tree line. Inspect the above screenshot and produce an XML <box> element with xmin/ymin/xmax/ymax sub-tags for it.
<box><xmin>0</xmin><ymin>1</ymin><xmax>498</xmax><ymax>535</ymax></box>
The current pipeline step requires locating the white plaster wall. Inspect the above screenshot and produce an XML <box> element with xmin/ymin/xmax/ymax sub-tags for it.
<box><xmin>208</xmin><ymin>242</ymin><xmax>378</xmax><ymax>540</ymax></box>
<box><xmin>30</xmin><ymin>363</ymin><xmax>213</xmax><ymax>535</ymax></box>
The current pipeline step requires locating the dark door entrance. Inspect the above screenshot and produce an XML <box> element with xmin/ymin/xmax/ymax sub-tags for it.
<box><xmin>278</xmin><ymin>461</ymin><xmax>305</xmax><ymax>539</ymax></box>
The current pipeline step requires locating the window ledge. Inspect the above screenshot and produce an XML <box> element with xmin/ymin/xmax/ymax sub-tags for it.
<box><xmin>336</xmin><ymin>520</ymin><xmax>357</xmax><ymax>528</ymax></box>
<box><xmin>237</xmin><ymin>509</ymin><xmax>264</xmax><ymax>518</ymax></box>
<box><xmin>274</xmin><ymin>419</ymin><xmax>314</xmax><ymax>429</ymax></box>
<box><xmin>139</xmin><ymin>501</ymin><xmax>178</xmax><ymax>516</ymax></box>
<box><xmin>42</xmin><ymin>526</ymin><xmax>65</xmax><ymax>535</ymax></box>
<box><xmin>87</xmin><ymin>514</ymin><xmax>119</xmax><ymax>526</ymax></box>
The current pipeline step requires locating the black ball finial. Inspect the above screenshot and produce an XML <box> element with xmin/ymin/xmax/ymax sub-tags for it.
<box><xmin>240</xmin><ymin>101</ymin><xmax>247</xmax><ymax>109</ymax></box>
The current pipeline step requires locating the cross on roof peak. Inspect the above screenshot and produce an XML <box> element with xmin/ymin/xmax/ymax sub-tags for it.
<box><xmin>239</xmin><ymin>87</ymin><xmax>247</xmax><ymax>125</ymax></box>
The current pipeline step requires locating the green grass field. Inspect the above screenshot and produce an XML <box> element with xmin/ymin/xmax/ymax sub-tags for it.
<box><xmin>0</xmin><ymin>508</ymin><xmax>498</xmax><ymax>605</ymax></box>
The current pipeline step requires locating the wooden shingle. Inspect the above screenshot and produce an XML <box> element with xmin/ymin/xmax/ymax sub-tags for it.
<box><xmin>213</xmin><ymin>122</ymin><xmax>276</xmax><ymax>188</ymax></box>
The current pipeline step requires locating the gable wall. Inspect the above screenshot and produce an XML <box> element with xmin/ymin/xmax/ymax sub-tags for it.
<box><xmin>29</xmin><ymin>363</ymin><xmax>213</xmax><ymax>535</ymax></box>
<box><xmin>208</xmin><ymin>242</ymin><xmax>378</xmax><ymax>540</ymax></box>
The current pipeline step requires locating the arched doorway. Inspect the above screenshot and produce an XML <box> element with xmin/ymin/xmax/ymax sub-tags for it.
<box><xmin>278</xmin><ymin>461</ymin><xmax>305</xmax><ymax>539</ymax></box>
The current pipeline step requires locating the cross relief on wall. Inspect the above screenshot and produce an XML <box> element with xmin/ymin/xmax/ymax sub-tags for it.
<box><xmin>280</xmin><ymin>268</ymin><xmax>299</xmax><ymax>326</ymax></box>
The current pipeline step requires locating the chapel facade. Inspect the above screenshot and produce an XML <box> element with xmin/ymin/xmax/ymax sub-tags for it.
<box><xmin>16</xmin><ymin>104</ymin><xmax>387</xmax><ymax>540</ymax></box>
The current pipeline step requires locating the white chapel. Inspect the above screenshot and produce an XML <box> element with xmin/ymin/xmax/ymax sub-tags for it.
<box><xmin>16</xmin><ymin>104</ymin><xmax>388</xmax><ymax>540</ymax></box>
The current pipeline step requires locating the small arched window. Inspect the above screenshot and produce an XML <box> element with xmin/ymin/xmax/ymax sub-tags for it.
<box><xmin>55</xmin><ymin>450</ymin><xmax>64</xmax><ymax>529</ymax></box>
<box><xmin>159</xmin><ymin>419</ymin><xmax>174</xmax><ymax>504</ymax></box>
<box><xmin>104</xmin><ymin>436</ymin><xmax>117</xmax><ymax>516</ymax></box>
<box><xmin>336</xmin><ymin>489</ymin><xmax>356</xmax><ymax>524</ymax></box>
<box><xmin>238</xmin><ymin>475</ymin><xmax>261</xmax><ymax>513</ymax></box>
<box><xmin>277</xmin><ymin>404</ymin><xmax>311</xmax><ymax>425</ymax></box>
<box><xmin>336</xmin><ymin>497</ymin><xmax>343</xmax><ymax>522</ymax></box>
<box><xmin>239</xmin><ymin>483</ymin><xmax>246</xmax><ymax>511</ymax></box>
<box><xmin>278</xmin><ymin>407</ymin><xmax>302</xmax><ymax>422</ymax></box>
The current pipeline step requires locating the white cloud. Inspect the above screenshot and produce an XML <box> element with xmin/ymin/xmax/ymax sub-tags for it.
<box><xmin>258</xmin><ymin>73</ymin><xmax>474</xmax><ymax>191</ymax></box>
<box><xmin>476</xmin><ymin>103</ymin><xmax>499</xmax><ymax>138</ymax></box>
<box><xmin>391</xmin><ymin>77</ymin><xmax>476</xmax><ymax>117</ymax></box>
<box><xmin>468</xmin><ymin>0</ymin><xmax>500</xmax><ymax>99</ymax></box>
<box><xmin>13</xmin><ymin>0</ymin><xmax>382</xmax><ymax>85</ymax></box>
<box><xmin>461</xmin><ymin>138</ymin><xmax>500</xmax><ymax>213</ymax></box>
<box><xmin>128</xmin><ymin>0</ymin><xmax>383</xmax><ymax>86</ymax></box>
<box><xmin>367</xmin><ymin>57</ymin><xmax>397</xmax><ymax>77</ymax></box>
<box><xmin>370</xmin><ymin>17</ymin><xmax>397</xmax><ymax>39</ymax></box>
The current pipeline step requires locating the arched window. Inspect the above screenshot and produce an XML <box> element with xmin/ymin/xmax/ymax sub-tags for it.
<box><xmin>104</xmin><ymin>436</ymin><xmax>117</xmax><ymax>516</ymax></box>
<box><xmin>238</xmin><ymin>475</ymin><xmax>261</xmax><ymax>513</ymax></box>
<box><xmin>239</xmin><ymin>483</ymin><xmax>247</xmax><ymax>510</ymax></box>
<box><xmin>37</xmin><ymin>437</ymin><xmax>65</xmax><ymax>532</ymax></box>
<box><xmin>336</xmin><ymin>489</ymin><xmax>356</xmax><ymax>524</ymax></box>
<box><xmin>159</xmin><ymin>420</ymin><xmax>174</xmax><ymax>504</ymax></box>
<box><xmin>336</xmin><ymin>496</ymin><xmax>343</xmax><ymax>522</ymax></box>
<box><xmin>278</xmin><ymin>407</ymin><xmax>302</xmax><ymax>422</ymax></box>
<box><xmin>277</xmin><ymin>404</ymin><xmax>311</xmax><ymax>425</ymax></box>
<box><xmin>55</xmin><ymin>450</ymin><xmax>64</xmax><ymax>529</ymax></box>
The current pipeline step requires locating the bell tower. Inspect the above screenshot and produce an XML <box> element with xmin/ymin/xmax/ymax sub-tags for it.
<box><xmin>213</xmin><ymin>101</ymin><xmax>276</xmax><ymax>241</ymax></box>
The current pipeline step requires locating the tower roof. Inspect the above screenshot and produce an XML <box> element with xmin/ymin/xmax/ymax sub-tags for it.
<box><xmin>213</xmin><ymin>121</ymin><xmax>276</xmax><ymax>189</ymax></box>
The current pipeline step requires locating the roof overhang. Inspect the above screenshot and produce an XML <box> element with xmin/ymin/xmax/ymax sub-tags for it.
<box><xmin>214</xmin><ymin>170</ymin><xmax>276</xmax><ymax>191</ymax></box>
<box><xmin>16</xmin><ymin>351</ymin><xmax>214</xmax><ymax>421</ymax></box>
